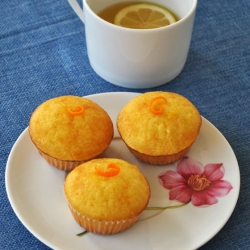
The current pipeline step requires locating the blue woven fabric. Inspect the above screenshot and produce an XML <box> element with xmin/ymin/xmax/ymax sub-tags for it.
<box><xmin>1</xmin><ymin>0</ymin><xmax>250</xmax><ymax>249</ymax></box>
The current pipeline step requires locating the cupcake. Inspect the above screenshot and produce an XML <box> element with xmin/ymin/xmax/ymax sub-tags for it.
<box><xmin>29</xmin><ymin>95</ymin><xmax>113</xmax><ymax>171</ymax></box>
<box><xmin>117</xmin><ymin>91</ymin><xmax>202</xmax><ymax>165</ymax></box>
<box><xmin>64</xmin><ymin>158</ymin><xmax>150</xmax><ymax>234</ymax></box>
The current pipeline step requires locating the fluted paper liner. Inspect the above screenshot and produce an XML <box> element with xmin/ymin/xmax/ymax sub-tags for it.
<box><xmin>67</xmin><ymin>201</ymin><xmax>141</xmax><ymax>235</ymax></box>
<box><xmin>37</xmin><ymin>149</ymin><xmax>85</xmax><ymax>171</ymax></box>
<box><xmin>126</xmin><ymin>143</ymin><xmax>193</xmax><ymax>165</ymax></box>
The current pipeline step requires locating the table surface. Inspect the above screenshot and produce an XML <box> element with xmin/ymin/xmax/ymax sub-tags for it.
<box><xmin>1</xmin><ymin>0</ymin><xmax>249</xmax><ymax>249</ymax></box>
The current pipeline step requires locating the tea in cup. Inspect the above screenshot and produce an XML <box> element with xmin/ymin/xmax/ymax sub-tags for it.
<box><xmin>98</xmin><ymin>2</ymin><xmax>179</xmax><ymax>28</ymax></box>
<box><xmin>68</xmin><ymin>0</ymin><xmax>197</xmax><ymax>88</ymax></box>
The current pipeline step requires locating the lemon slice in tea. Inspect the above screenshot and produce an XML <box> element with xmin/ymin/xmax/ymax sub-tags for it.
<box><xmin>114</xmin><ymin>3</ymin><xmax>177</xmax><ymax>29</ymax></box>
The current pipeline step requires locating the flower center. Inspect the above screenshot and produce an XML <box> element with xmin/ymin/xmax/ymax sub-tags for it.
<box><xmin>188</xmin><ymin>174</ymin><xmax>211</xmax><ymax>191</ymax></box>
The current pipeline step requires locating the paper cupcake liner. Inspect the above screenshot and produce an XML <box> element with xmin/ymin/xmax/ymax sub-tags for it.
<box><xmin>126</xmin><ymin>144</ymin><xmax>193</xmax><ymax>165</ymax></box>
<box><xmin>67</xmin><ymin>202</ymin><xmax>140</xmax><ymax>235</ymax></box>
<box><xmin>37</xmin><ymin>149</ymin><xmax>85</xmax><ymax>171</ymax></box>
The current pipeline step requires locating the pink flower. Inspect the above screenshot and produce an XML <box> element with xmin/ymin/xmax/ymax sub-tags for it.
<box><xmin>158</xmin><ymin>156</ymin><xmax>233</xmax><ymax>206</ymax></box>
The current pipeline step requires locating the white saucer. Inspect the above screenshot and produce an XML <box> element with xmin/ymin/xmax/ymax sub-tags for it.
<box><xmin>5</xmin><ymin>92</ymin><xmax>240</xmax><ymax>250</ymax></box>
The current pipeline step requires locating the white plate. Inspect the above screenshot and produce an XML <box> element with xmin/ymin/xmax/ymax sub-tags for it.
<box><xmin>6</xmin><ymin>92</ymin><xmax>240</xmax><ymax>250</ymax></box>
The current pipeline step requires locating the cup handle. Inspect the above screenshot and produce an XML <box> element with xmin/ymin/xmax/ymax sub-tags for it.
<box><xmin>68</xmin><ymin>0</ymin><xmax>85</xmax><ymax>23</ymax></box>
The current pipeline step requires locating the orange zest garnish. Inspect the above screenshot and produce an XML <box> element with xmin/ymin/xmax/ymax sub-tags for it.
<box><xmin>67</xmin><ymin>106</ymin><xmax>84</xmax><ymax>116</ymax></box>
<box><xmin>149</xmin><ymin>96</ymin><xmax>167</xmax><ymax>115</ymax></box>
<box><xmin>95</xmin><ymin>163</ymin><xmax>120</xmax><ymax>177</ymax></box>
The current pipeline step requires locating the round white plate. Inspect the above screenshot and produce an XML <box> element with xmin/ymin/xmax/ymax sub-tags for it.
<box><xmin>6</xmin><ymin>92</ymin><xmax>240</xmax><ymax>250</ymax></box>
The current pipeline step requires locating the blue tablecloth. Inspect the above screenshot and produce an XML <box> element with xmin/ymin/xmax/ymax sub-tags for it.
<box><xmin>1</xmin><ymin>0</ymin><xmax>249</xmax><ymax>249</ymax></box>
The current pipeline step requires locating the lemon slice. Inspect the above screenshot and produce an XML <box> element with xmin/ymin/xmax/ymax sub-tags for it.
<box><xmin>114</xmin><ymin>3</ymin><xmax>176</xmax><ymax>29</ymax></box>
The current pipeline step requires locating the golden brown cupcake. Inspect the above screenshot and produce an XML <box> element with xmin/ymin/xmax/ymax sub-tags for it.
<box><xmin>64</xmin><ymin>158</ymin><xmax>150</xmax><ymax>234</ymax></box>
<box><xmin>29</xmin><ymin>95</ymin><xmax>113</xmax><ymax>171</ymax></box>
<box><xmin>117</xmin><ymin>91</ymin><xmax>202</xmax><ymax>165</ymax></box>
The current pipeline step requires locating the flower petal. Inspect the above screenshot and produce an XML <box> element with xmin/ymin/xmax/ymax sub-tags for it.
<box><xmin>169</xmin><ymin>185</ymin><xmax>193</xmax><ymax>203</ymax></box>
<box><xmin>205</xmin><ymin>180</ymin><xmax>233</xmax><ymax>197</ymax></box>
<box><xmin>158</xmin><ymin>170</ymin><xmax>185</xmax><ymax>189</ymax></box>
<box><xmin>191</xmin><ymin>191</ymin><xmax>218</xmax><ymax>206</ymax></box>
<box><xmin>177</xmin><ymin>156</ymin><xmax>204</xmax><ymax>179</ymax></box>
<box><xmin>204</xmin><ymin>163</ymin><xmax>225</xmax><ymax>181</ymax></box>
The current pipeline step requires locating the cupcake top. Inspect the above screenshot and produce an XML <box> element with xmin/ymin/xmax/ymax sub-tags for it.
<box><xmin>29</xmin><ymin>95</ymin><xmax>113</xmax><ymax>161</ymax></box>
<box><xmin>64</xmin><ymin>158</ymin><xmax>150</xmax><ymax>221</ymax></box>
<box><xmin>117</xmin><ymin>91</ymin><xmax>202</xmax><ymax>156</ymax></box>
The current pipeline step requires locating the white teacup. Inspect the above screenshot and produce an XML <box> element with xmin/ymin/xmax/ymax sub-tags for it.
<box><xmin>68</xmin><ymin>0</ymin><xmax>197</xmax><ymax>89</ymax></box>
